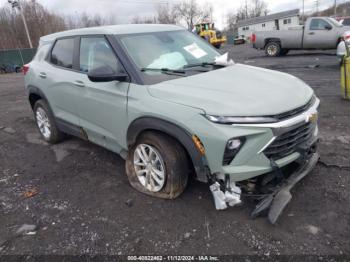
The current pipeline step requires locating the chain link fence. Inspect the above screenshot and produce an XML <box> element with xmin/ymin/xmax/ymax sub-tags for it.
<box><xmin>0</xmin><ymin>48</ymin><xmax>37</xmax><ymax>67</ymax></box>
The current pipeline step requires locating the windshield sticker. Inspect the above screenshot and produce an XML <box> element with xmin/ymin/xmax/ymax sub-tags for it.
<box><xmin>183</xmin><ymin>43</ymin><xmax>207</xmax><ymax>59</ymax></box>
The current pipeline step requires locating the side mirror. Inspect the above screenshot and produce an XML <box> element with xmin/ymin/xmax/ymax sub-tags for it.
<box><xmin>87</xmin><ymin>65</ymin><xmax>129</xmax><ymax>82</ymax></box>
<box><xmin>325</xmin><ymin>24</ymin><xmax>332</xmax><ymax>30</ymax></box>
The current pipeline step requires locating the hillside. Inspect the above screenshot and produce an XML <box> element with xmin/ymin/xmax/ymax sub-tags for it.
<box><xmin>310</xmin><ymin>1</ymin><xmax>350</xmax><ymax>17</ymax></box>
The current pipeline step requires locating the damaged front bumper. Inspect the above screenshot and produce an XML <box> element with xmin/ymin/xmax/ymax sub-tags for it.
<box><xmin>251</xmin><ymin>152</ymin><xmax>319</xmax><ymax>224</ymax></box>
<box><xmin>210</xmin><ymin>151</ymin><xmax>319</xmax><ymax>224</ymax></box>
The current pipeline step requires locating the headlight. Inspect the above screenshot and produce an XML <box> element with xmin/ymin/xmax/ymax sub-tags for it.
<box><xmin>205</xmin><ymin>115</ymin><xmax>278</xmax><ymax>124</ymax></box>
<box><xmin>223</xmin><ymin>137</ymin><xmax>246</xmax><ymax>166</ymax></box>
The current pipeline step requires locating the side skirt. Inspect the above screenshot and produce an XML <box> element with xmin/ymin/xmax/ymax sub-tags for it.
<box><xmin>55</xmin><ymin>118</ymin><xmax>88</xmax><ymax>141</ymax></box>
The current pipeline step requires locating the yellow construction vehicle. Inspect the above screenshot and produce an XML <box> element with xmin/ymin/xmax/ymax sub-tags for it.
<box><xmin>340</xmin><ymin>40</ymin><xmax>350</xmax><ymax>100</ymax></box>
<box><xmin>194</xmin><ymin>22</ymin><xmax>227</xmax><ymax>49</ymax></box>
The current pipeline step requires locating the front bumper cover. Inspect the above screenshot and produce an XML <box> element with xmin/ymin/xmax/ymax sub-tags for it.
<box><xmin>251</xmin><ymin>152</ymin><xmax>320</xmax><ymax>224</ymax></box>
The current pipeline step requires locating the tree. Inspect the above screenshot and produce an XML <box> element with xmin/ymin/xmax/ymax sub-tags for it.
<box><xmin>131</xmin><ymin>15</ymin><xmax>157</xmax><ymax>24</ymax></box>
<box><xmin>226</xmin><ymin>12</ymin><xmax>237</xmax><ymax>34</ymax></box>
<box><xmin>0</xmin><ymin>0</ymin><xmax>66</xmax><ymax>49</ymax></box>
<box><xmin>156</xmin><ymin>3</ymin><xmax>178</xmax><ymax>24</ymax></box>
<box><xmin>174</xmin><ymin>0</ymin><xmax>211</xmax><ymax>30</ymax></box>
<box><xmin>250</xmin><ymin>0</ymin><xmax>268</xmax><ymax>18</ymax></box>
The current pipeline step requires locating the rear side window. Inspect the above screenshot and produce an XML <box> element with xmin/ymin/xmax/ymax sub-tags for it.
<box><xmin>50</xmin><ymin>38</ymin><xmax>75</xmax><ymax>69</ymax></box>
<box><xmin>79</xmin><ymin>37</ymin><xmax>122</xmax><ymax>74</ymax></box>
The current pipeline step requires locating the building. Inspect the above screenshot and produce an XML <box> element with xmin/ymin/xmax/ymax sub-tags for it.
<box><xmin>237</xmin><ymin>9</ymin><xmax>300</xmax><ymax>39</ymax></box>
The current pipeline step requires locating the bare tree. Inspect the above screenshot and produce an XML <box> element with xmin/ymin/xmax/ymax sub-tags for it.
<box><xmin>131</xmin><ymin>15</ymin><xmax>157</xmax><ymax>24</ymax></box>
<box><xmin>0</xmin><ymin>0</ymin><xmax>66</xmax><ymax>48</ymax></box>
<box><xmin>156</xmin><ymin>3</ymin><xmax>178</xmax><ymax>24</ymax></box>
<box><xmin>250</xmin><ymin>0</ymin><xmax>268</xmax><ymax>18</ymax></box>
<box><xmin>226</xmin><ymin>11</ymin><xmax>237</xmax><ymax>34</ymax></box>
<box><xmin>174</xmin><ymin>0</ymin><xmax>211</xmax><ymax>30</ymax></box>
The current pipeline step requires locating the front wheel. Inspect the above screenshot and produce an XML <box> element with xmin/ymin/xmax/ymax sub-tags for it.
<box><xmin>265</xmin><ymin>42</ymin><xmax>281</xmax><ymax>57</ymax></box>
<box><xmin>214</xmin><ymin>44</ymin><xmax>221</xmax><ymax>49</ymax></box>
<box><xmin>125</xmin><ymin>132</ymin><xmax>189</xmax><ymax>199</ymax></box>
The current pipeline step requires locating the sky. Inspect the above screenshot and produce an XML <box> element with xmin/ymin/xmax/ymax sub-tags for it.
<box><xmin>1</xmin><ymin>0</ymin><xmax>348</xmax><ymax>29</ymax></box>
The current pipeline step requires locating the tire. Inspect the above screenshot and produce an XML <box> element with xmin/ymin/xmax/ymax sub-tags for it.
<box><xmin>265</xmin><ymin>41</ymin><xmax>281</xmax><ymax>57</ymax></box>
<box><xmin>33</xmin><ymin>99</ymin><xmax>65</xmax><ymax>144</ymax></box>
<box><xmin>214</xmin><ymin>44</ymin><xmax>221</xmax><ymax>49</ymax></box>
<box><xmin>280</xmin><ymin>49</ymin><xmax>289</xmax><ymax>56</ymax></box>
<box><xmin>126</xmin><ymin>132</ymin><xmax>189</xmax><ymax>199</ymax></box>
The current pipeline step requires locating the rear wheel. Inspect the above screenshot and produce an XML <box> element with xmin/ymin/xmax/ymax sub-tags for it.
<box><xmin>34</xmin><ymin>100</ymin><xmax>64</xmax><ymax>144</ymax></box>
<box><xmin>265</xmin><ymin>42</ymin><xmax>281</xmax><ymax>57</ymax></box>
<box><xmin>126</xmin><ymin>132</ymin><xmax>189</xmax><ymax>199</ymax></box>
<box><xmin>214</xmin><ymin>44</ymin><xmax>222</xmax><ymax>49</ymax></box>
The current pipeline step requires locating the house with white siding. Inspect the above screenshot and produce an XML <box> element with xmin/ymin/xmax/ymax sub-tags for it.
<box><xmin>237</xmin><ymin>9</ymin><xmax>300</xmax><ymax>39</ymax></box>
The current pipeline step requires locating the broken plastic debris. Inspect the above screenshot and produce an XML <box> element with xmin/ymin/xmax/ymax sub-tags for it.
<box><xmin>210</xmin><ymin>182</ymin><xmax>227</xmax><ymax>210</ymax></box>
<box><xmin>15</xmin><ymin>224</ymin><xmax>37</xmax><ymax>236</ymax></box>
<box><xmin>210</xmin><ymin>181</ymin><xmax>241</xmax><ymax>210</ymax></box>
<box><xmin>23</xmin><ymin>188</ymin><xmax>39</xmax><ymax>199</ymax></box>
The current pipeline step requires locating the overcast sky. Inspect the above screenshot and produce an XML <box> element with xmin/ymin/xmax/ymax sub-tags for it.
<box><xmin>1</xmin><ymin>0</ymin><xmax>348</xmax><ymax>29</ymax></box>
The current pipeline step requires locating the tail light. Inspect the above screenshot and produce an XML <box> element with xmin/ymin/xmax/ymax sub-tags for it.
<box><xmin>23</xmin><ymin>64</ymin><xmax>29</xmax><ymax>75</ymax></box>
<box><xmin>251</xmin><ymin>33</ymin><xmax>256</xmax><ymax>43</ymax></box>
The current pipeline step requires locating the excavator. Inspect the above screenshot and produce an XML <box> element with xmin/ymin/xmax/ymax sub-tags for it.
<box><xmin>194</xmin><ymin>22</ymin><xmax>227</xmax><ymax>49</ymax></box>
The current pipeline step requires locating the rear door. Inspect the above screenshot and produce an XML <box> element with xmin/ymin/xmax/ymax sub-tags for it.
<box><xmin>303</xmin><ymin>18</ymin><xmax>338</xmax><ymax>49</ymax></box>
<box><xmin>44</xmin><ymin>37</ymin><xmax>81</xmax><ymax>126</ymax></box>
<box><xmin>73</xmin><ymin>35</ymin><xmax>130</xmax><ymax>154</ymax></box>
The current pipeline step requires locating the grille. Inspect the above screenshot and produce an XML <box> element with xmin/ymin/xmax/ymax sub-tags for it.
<box><xmin>264</xmin><ymin>122</ymin><xmax>314</xmax><ymax>160</ymax></box>
<box><xmin>273</xmin><ymin>97</ymin><xmax>315</xmax><ymax>121</ymax></box>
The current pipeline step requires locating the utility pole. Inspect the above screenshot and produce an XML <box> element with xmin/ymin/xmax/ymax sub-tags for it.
<box><xmin>315</xmin><ymin>0</ymin><xmax>319</xmax><ymax>16</ymax></box>
<box><xmin>245</xmin><ymin>0</ymin><xmax>248</xmax><ymax>20</ymax></box>
<box><xmin>334</xmin><ymin>0</ymin><xmax>337</xmax><ymax>17</ymax></box>
<box><xmin>8</xmin><ymin>0</ymin><xmax>33</xmax><ymax>48</ymax></box>
<box><xmin>302</xmin><ymin>0</ymin><xmax>305</xmax><ymax>23</ymax></box>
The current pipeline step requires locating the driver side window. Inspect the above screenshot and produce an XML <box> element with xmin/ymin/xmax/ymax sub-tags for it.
<box><xmin>310</xmin><ymin>19</ymin><xmax>332</xmax><ymax>30</ymax></box>
<box><xmin>79</xmin><ymin>37</ymin><xmax>123</xmax><ymax>74</ymax></box>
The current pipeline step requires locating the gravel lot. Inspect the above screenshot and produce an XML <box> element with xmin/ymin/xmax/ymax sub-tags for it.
<box><xmin>0</xmin><ymin>44</ymin><xmax>349</xmax><ymax>257</ymax></box>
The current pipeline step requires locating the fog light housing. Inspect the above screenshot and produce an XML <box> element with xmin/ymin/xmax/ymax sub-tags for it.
<box><xmin>223</xmin><ymin>137</ymin><xmax>246</xmax><ymax>166</ymax></box>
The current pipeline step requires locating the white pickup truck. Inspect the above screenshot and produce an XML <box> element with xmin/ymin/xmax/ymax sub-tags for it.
<box><xmin>252</xmin><ymin>17</ymin><xmax>350</xmax><ymax>56</ymax></box>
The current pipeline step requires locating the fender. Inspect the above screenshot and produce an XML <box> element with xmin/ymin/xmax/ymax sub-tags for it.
<box><xmin>27</xmin><ymin>85</ymin><xmax>50</xmax><ymax>109</ymax></box>
<box><xmin>127</xmin><ymin>117</ymin><xmax>210</xmax><ymax>183</ymax></box>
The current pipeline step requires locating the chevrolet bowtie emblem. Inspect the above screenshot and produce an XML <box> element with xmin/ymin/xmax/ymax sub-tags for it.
<box><xmin>308</xmin><ymin>113</ymin><xmax>318</xmax><ymax>123</ymax></box>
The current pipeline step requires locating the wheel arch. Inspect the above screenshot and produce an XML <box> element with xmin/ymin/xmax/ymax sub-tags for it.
<box><xmin>127</xmin><ymin>117</ymin><xmax>210</xmax><ymax>183</ymax></box>
<box><xmin>28</xmin><ymin>85</ymin><xmax>50</xmax><ymax>110</ymax></box>
<box><xmin>264</xmin><ymin>38</ymin><xmax>281</xmax><ymax>48</ymax></box>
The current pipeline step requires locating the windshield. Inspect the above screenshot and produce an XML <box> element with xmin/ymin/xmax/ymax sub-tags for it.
<box><xmin>329</xmin><ymin>17</ymin><xmax>343</xmax><ymax>27</ymax></box>
<box><xmin>117</xmin><ymin>30</ymin><xmax>221</xmax><ymax>74</ymax></box>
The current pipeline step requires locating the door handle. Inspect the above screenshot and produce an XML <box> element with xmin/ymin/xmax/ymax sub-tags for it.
<box><xmin>74</xmin><ymin>81</ymin><xmax>85</xmax><ymax>88</ymax></box>
<box><xmin>39</xmin><ymin>72</ymin><xmax>47</xmax><ymax>78</ymax></box>
<box><xmin>308</xmin><ymin>32</ymin><xmax>315</xmax><ymax>35</ymax></box>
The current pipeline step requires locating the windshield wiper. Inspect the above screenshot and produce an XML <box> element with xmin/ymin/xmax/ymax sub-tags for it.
<box><xmin>183</xmin><ymin>62</ymin><xmax>223</xmax><ymax>69</ymax></box>
<box><xmin>141</xmin><ymin>67</ymin><xmax>186</xmax><ymax>76</ymax></box>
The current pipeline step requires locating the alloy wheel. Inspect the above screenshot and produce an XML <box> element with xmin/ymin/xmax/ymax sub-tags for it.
<box><xmin>133</xmin><ymin>144</ymin><xmax>166</xmax><ymax>192</ymax></box>
<box><xmin>36</xmin><ymin>107</ymin><xmax>51</xmax><ymax>139</ymax></box>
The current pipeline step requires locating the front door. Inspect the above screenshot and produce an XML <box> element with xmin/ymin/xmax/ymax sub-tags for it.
<box><xmin>304</xmin><ymin>18</ymin><xmax>337</xmax><ymax>49</ymax></box>
<box><xmin>73</xmin><ymin>36</ymin><xmax>130</xmax><ymax>154</ymax></box>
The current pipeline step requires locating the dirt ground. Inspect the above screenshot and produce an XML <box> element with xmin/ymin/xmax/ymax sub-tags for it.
<box><xmin>0</xmin><ymin>44</ymin><xmax>349</xmax><ymax>257</ymax></box>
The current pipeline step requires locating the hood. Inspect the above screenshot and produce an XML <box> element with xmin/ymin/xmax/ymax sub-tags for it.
<box><xmin>147</xmin><ymin>64</ymin><xmax>313</xmax><ymax>116</ymax></box>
